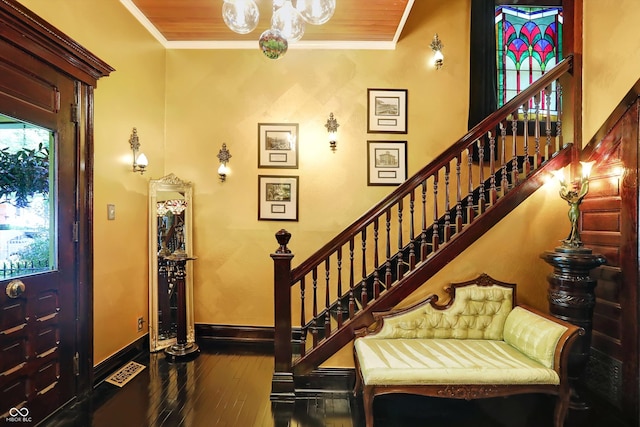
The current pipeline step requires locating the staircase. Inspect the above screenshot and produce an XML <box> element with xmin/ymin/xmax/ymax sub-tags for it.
<box><xmin>271</xmin><ymin>55</ymin><xmax>577</xmax><ymax>399</ymax></box>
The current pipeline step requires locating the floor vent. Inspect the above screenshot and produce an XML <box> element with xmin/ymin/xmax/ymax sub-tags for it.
<box><xmin>105</xmin><ymin>361</ymin><xmax>146</xmax><ymax>387</ymax></box>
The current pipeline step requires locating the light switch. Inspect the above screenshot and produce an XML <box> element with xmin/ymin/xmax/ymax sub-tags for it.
<box><xmin>107</xmin><ymin>204</ymin><xmax>116</xmax><ymax>220</ymax></box>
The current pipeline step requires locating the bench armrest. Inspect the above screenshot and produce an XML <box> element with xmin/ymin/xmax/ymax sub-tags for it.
<box><xmin>504</xmin><ymin>305</ymin><xmax>584</xmax><ymax>372</ymax></box>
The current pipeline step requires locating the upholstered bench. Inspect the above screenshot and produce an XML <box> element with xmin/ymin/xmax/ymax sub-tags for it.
<box><xmin>353</xmin><ymin>273</ymin><xmax>583</xmax><ymax>427</ymax></box>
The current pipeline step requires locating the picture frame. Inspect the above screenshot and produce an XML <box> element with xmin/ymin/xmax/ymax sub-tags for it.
<box><xmin>367</xmin><ymin>88</ymin><xmax>408</xmax><ymax>134</ymax></box>
<box><xmin>258</xmin><ymin>175</ymin><xmax>299</xmax><ymax>221</ymax></box>
<box><xmin>258</xmin><ymin>123</ymin><xmax>299</xmax><ymax>168</ymax></box>
<box><xmin>367</xmin><ymin>141</ymin><xmax>407</xmax><ymax>186</ymax></box>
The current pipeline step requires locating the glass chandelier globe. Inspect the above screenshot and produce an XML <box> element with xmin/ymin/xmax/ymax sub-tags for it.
<box><xmin>222</xmin><ymin>0</ymin><xmax>260</xmax><ymax>35</ymax></box>
<box><xmin>296</xmin><ymin>0</ymin><xmax>336</xmax><ymax>25</ymax></box>
<box><xmin>259</xmin><ymin>28</ymin><xmax>289</xmax><ymax>60</ymax></box>
<box><xmin>272</xmin><ymin>0</ymin><xmax>305</xmax><ymax>43</ymax></box>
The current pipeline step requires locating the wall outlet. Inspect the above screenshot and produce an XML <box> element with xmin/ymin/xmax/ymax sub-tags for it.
<box><xmin>137</xmin><ymin>317</ymin><xmax>144</xmax><ymax>332</ymax></box>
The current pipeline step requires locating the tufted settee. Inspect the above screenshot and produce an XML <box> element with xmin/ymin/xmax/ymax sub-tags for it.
<box><xmin>353</xmin><ymin>273</ymin><xmax>583</xmax><ymax>427</ymax></box>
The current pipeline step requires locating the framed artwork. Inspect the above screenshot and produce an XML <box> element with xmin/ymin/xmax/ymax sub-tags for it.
<box><xmin>367</xmin><ymin>141</ymin><xmax>407</xmax><ymax>186</ymax></box>
<box><xmin>258</xmin><ymin>175</ymin><xmax>299</xmax><ymax>221</ymax></box>
<box><xmin>258</xmin><ymin>123</ymin><xmax>298</xmax><ymax>168</ymax></box>
<box><xmin>367</xmin><ymin>88</ymin><xmax>408</xmax><ymax>133</ymax></box>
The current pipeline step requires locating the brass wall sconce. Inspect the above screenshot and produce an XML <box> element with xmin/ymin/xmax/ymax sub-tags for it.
<box><xmin>325</xmin><ymin>112</ymin><xmax>339</xmax><ymax>152</ymax></box>
<box><xmin>217</xmin><ymin>143</ymin><xmax>232</xmax><ymax>182</ymax></box>
<box><xmin>430</xmin><ymin>33</ymin><xmax>444</xmax><ymax>70</ymax></box>
<box><xmin>552</xmin><ymin>161</ymin><xmax>595</xmax><ymax>250</ymax></box>
<box><xmin>129</xmin><ymin>127</ymin><xmax>148</xmax><ymax>174</ymax></box>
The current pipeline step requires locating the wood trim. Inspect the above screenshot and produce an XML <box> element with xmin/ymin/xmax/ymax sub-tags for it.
<box><xmin>0</xmin><ymin>0</ymin><xmax>114</xmax><ymax>86</ymax></box>
<box><xmin>92</xmin><ymin>335</ymin><xmax>148</xmax><ymax>386</ymax></box>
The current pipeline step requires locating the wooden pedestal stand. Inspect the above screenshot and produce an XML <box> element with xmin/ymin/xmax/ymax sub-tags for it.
<box><xmin>541</xmin><ymin>246</ymin><xmax>606</xmax><ymax>410</ymax></box>
<box><xmin>163</xmin><ymin>254</ymin><xmax>199</xmax><ymax>362</ymax></box>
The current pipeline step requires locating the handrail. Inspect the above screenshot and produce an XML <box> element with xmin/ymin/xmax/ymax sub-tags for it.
<box><xmin>291</xmin><ymin>55</ymin><xmax>573</xmax><ymax>282</ymax></box>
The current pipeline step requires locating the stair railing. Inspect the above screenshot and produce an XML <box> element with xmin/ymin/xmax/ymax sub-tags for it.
<box><xmin>271</xmin><ymin>55</ymin><xmax>574</xmax><ymax>400</ymax></box>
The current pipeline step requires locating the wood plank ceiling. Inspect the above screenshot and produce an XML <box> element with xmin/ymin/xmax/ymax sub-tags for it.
<box><xmin>122</xmin><ymin>0</ymin><xmax>415</xmax><ymax>48</ymax></box>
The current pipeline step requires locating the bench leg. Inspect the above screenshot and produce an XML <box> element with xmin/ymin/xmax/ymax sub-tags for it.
<box><xmin>362</xmin><ymin>386</ymin><xmax>375</xmax><ymax>427</ymax></box>
<box><xmin>553</xmin><ymin>393</ymin><xmax>570</xmax><ymax>427</ymax></box>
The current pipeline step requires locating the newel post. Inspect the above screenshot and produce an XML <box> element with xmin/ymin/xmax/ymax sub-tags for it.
<box><xmin>270</xmin><ymin>229</ymin><xmax>295</xmax><ymax>401</ymax></box>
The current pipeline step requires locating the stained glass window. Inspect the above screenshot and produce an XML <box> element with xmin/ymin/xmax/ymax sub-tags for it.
<box><xmin>495</xmin><ymin>6</ymin><xmax>563</xmax><ymax>115</ymax></box>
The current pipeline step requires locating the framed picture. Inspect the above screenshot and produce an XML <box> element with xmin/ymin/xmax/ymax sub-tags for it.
<box><xmin>367</xmin><ymin>88</ymin><xmax>408</xmax><ymax>133</ymax></box>
<box><xmin>258</xmin><ymin>175</ymin><xmax>299</xmax><ymax>221</ymax></box>
<box><xmin>258</xmin><ymin>123</ymin><xmax>298</xmax><ymax>168</ymax></box>
<box><xmin>367</xmin><ymin>141</ymin><xmax>407</xmax><ymax>186</ymax></box>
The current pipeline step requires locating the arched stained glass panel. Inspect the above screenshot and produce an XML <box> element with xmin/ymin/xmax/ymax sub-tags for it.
<box><xmin>496</xmin><ymin>6</ymin><xmax>563</xmax><ymax>116</ymax></box>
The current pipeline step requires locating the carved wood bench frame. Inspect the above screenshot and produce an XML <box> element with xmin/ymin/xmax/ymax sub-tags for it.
<box><xmin>353</xmin><ymin>273</ymin><xmax>584</xmax><ymax>427</ymax></box>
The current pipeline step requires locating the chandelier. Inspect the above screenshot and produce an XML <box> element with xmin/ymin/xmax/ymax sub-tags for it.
<box><xmin>222</xmin><ymin>0</ymin><xmax>337</xmax><ymax>59</ymax></box>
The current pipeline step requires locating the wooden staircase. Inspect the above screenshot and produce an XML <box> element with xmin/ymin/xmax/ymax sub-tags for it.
<box><xmin>271</xmin><ymin>55</ymin><xmax>577</xmax><ymax>400</ymax></box>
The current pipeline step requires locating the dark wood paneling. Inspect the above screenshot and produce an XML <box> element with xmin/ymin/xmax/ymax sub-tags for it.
<box><xmin>582</xmin><ymin>97</ymin><xmax>639</xmax><ymax>422</ymax></box>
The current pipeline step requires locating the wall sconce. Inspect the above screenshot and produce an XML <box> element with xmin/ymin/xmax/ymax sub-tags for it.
<box><xmin>217</xmin><ymin>143</ymin><xmax>232</xmax><ymax>182</ymax></box>
<box><xmin>430</xmin><ymin>33</ymin><xmax>444</xmax><ymax>70</ymax></box>
<box><xmin>129</xmin><ymin>127</ymin><xmax>148</xmax><ymax>174</ymax></box>
<box><xmin>552</xmin><ymin>161</ymin><xmax>595</xmax><ymax>250</ymax></box>
<box><xmin>325</xmin><ymin>112</ymin><xmax>339</xmax><ymax>152</ymax></box>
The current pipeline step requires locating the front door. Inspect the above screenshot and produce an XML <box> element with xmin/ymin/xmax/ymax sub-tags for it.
<box><xmin>0</xmin><ymin>60</ymin><xmax>79</xmax><ymax>423</ymax></box>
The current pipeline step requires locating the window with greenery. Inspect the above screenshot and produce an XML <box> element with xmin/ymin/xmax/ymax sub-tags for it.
<box><xmin>0</xmin><ymin>115</ymin><xmax>55</xmax><ymax>278</ymax></box>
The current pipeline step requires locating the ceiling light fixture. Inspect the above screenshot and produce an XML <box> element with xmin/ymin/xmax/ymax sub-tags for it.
<box><xmin>223</xmin><ymin>0</ymin><xmax>336</xmax><ymax>60</ymax></box>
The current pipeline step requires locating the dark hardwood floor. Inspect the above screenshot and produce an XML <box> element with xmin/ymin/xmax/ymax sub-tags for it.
<box><xmin>41</xmin><ymin>347</ymin><xmax>632</xmax><ymax>427</ymax></box>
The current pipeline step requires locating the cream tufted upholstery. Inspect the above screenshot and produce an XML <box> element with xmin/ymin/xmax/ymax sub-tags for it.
<box><xmin>370</xmin><ymin>284</ymin><xmax>513</xmax><ymax>340</ymax></box>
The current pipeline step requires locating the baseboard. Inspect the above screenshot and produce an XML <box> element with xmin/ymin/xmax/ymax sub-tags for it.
<box><xmin>195</xmin><ymin>324</ymin><xmax>275</xmax><ymax>351</ymax></box>
<box><xmin>294</xmin><ymin>368</ymin><xmax>356</xmax><ymax>396</ymax></box>
<box><xmin>93</xmin><ymin>334</ymin><xmax>148</xmax><ymax>387</ymax></box>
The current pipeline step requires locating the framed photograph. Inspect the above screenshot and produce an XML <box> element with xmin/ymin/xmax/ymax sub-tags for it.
<box><xmin>367</xmin><ymin>141</ymin><xmax>407</xmax><ymax>186</ymax></box>
<box><xmin>367</xmin><ymin>88</ymin><xmax>408</xmax><ymax>133</ymax></box>
<box><xmin>258</xmin><ymin>175</ymin><xmax>299</xmax><ymax>221</ymax></box>
<box><xmin>258</xmin><ymin>123</ymin><xmax>298</xmax><ymax>168</ymax></box>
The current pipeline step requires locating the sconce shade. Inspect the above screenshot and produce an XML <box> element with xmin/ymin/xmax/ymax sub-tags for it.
<box><xmin>580</xmin><ymin>160</ymin><xmax>595</xmax><ymax>179</ymax></box>
<box><xmin>136</xmin><ymin>153</ymin><xmax>149</xmax><ymax>168</ymax></box>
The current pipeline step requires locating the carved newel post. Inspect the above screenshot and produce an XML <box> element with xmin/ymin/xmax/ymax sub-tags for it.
<box><xmin>271</xmin><ymin>229</ymin><xmax>295</xmax><ymax>402</ymax></box>
<box><xmin>541</xmin><ymin>161</ymin><xmax>606</xmax><ymax>409</ymax></box>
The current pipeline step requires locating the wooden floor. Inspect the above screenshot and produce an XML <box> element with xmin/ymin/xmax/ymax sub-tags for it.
<box><xmin>42</xmin><ymin>347</ymin><xmax>632</xmax><ymax>427</ymax></box>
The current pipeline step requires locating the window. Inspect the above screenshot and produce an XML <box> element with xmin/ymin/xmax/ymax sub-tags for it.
<box><xmin>495</xmin><ymin>5</ymin><xmax>563</xmax><ymax>115</ymax></box>
<box><xmin>0</xmin><ymin>115</ymin><xmax>55</xmax><ymax>278</ymax></box>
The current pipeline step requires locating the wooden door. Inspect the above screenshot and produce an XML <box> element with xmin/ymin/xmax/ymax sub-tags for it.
<box><xmin>0</xmin><ymin>38</ymin><xmax>79</xmax><ymax>423</ymax></box>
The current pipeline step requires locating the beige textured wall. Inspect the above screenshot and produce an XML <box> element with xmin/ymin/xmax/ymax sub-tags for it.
<box><xmin>162</xmin><ymin>0</ymin><xmax>472</xmax><ymax>326</ymax></box>
<box><xmin>583</xmin><ymin>0</ymin><xmax>640</xmax><ymax>142</ymax></box>
<box><xmin>18</xmin><ymin>0</ymin><xmax>167</xmax><ymax>364</ymax></box>
<box><xmin>14</xmin><ymin>0</ymin><xmax>640</xmax><ymax>367</ymax></box>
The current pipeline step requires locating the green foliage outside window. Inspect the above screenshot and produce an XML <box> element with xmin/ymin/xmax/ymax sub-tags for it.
<box><xmin>0</xmin><ymin>143</ymin><xmax>49</xmax><ymax>208</ymax></box>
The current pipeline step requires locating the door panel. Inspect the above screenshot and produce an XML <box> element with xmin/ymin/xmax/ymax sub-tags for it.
<box><xmin>0</xmin><ymin>62</ymin><xmax>77</xmax><ymax>423</ymax></box>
